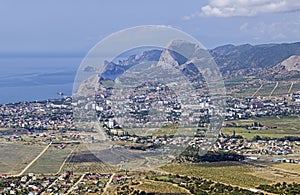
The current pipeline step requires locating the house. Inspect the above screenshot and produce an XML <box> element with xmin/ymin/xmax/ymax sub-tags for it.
<box><xmin>57</xmin><ymin>144</ymin><xmax>66</xmax><ymax>149</ymax></box>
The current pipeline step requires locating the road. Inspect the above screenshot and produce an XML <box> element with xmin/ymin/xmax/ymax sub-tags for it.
<box><xmin>13</xmin><ymin>142</ymin><xmax>52</xmax><ymax>177</ymax></box>
<box><xmin>41</xmin><ymin>176</ymin><xmax>59</xmax><ymax>195</ymax></box>
<box><xmin>66</xmin><ymin>173</ymin><xmax>86</xmax><ymax>194</ymax></box>
<box><xmin>55</xmin><ymin>144</ymin><xmax>78</xmax><ymax>175</ymax></box>
<box><xmin>252</xmin><ymin>83</ymin><xmax>263</xmax><ymax>97</ymax></box>
<box><xmin>269</xmin><ymin>82</ymin><xmax>279</xmax><ymax>97</ymax></box>
<box><xmin>102</xmin><ymin>173</ymin><xmax>115</xmax><ymax>195</ymax></box>
<box><xmin>288</xmin><ymin>82</ymin><xmax>294</xmax><ymax>93</ymax></box>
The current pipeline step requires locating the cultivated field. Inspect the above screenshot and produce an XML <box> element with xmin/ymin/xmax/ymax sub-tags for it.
<box><xmin>0</xmin><ymin>142</ymin><xmax>44</xmax><ymax>175</ymax></box>
<box><xmin>256</xmin><ymin>82</ymin><xmax>276</xmax><ymax>97</ymax></box>
<box><xmin>271</xmin><ymin>163</ymin><xmax>300</xmax><ymax>173</ymax></box>
<box><xmin>161</xmin><ymin>162</ymin><xmax>271</xmax><ymax>188</ymax></box>
<box><xmin>134</xmin><ymin>180</ymin><xmax>190</xmax><ymax>194</ymax></box>
<box><xmin>230</xmin><ymin>86</ymin><xmax>259</xmax><ymax>98</ymax></box>
<box><xmin>61</xmin><ymin>162</ymin><xmax>114</xmax><ymax>174</ymax></box>
<box><xmin>61</xmin><ymin>144</ymin><xmax>115</xmax><ymax>174</ymax></box>
<box><xmin>227</xmin><ymin>79</ymin><xmax>300</xmax><ymax>98</ymax></box>
<box><xmin>272</xmin><ymin>82</ymin><xmax>290</xmax><ymax>96</ymax></box>
<box><xmin>25</xmin><ymin>144</ymin><xmax>76</xmax><ymax>174</ymax></box>
<box><xmin>223</xmin><ymin>116</ymin><xmax>300</xmax><ymax>139</ymax></box>
<box><xmin>291</xmin><ymin>81</ymin><xmax>300</xmax><ymax>93</ymax></box>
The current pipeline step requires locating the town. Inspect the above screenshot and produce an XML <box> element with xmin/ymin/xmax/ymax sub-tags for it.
<box><xmin>0</xmin><ymin>89</ymin><xmax>299</xmax><ymax>194</ymax></box>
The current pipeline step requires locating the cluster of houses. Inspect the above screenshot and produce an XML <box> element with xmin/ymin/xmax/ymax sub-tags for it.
<box><xmin>291</xmin><ymin>91</ymin><xmax>300</xmax><ymax>102</ymax></box>
<box><xmin>0</xmin><ymin>128</ymin><xmax>81</xmax><ymax>145</ymax></box>
<box><xmin>225</xmin><ymin>95</ymin><xmax>300</xmax><ymax>120</ymax></box>
<box><xmin>44</xmin><ymin>171</ymin><xmax>80</xmax><ymax>194</ymax></box>
<box><xmin>0</xmin><ymin>172</ymin><xmax>114</xmax><ymax>195</ymax></box>
<box><xmin>72</xmin><ymin>173</ymin><xmax>110</xmax><ymax>194</ymax></box>
<box><xmin>90</xmin><ymin>81</ymin><xmax>213</xmax><ymax>129</ymax></box>
<box><xmin>0</xmin><ymin>93</ymin><xmax>298</xmax><ymax>158</ymax></box>
<box><xmin>0</xmin><ymin>98</ymin><xmax>74</xmax><ymax>131</ymax></box>
<box><xmin>1</xmin><ymin>89</ymin><xmax>298</xmax><ymax>136</ymax></box>
<box><xmin>0</xmin><ymin>173</ymin><xmax>56</xmax><ymax>195</ymax></box>
<box><xmin>212</xmin><ymin>137</ymin><xmax>300</xmax><ymax>163</ymax></box>
<box><xmin>0</xmin><ymin>84</ymin><xmax>299</xmax><ymax>194</ymax></box>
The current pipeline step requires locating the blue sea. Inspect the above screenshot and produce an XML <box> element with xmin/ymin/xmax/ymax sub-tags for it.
<box><xmin>0</xmin><ymin>56</ymin><xmax>82</xmax><ymax>104</ymax></box>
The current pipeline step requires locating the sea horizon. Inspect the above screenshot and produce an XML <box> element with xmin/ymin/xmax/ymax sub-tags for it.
<box><xmin>0</xmin><ymin>55</ymin><xmax>82</xmax><ymax>104</ymax></box>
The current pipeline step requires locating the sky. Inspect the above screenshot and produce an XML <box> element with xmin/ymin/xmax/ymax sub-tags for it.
<box><xmin>0</xmin><ymin>0</ymin><xmax>300</xmax><ymax>55</ymax></box>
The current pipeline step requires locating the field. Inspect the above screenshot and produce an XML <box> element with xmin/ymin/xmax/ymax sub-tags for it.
<box><xmin>223</xmin><ymin>116</ymin><xmax>300</xmax><ymax>139</ymax></box>
<box><xmin>291</xmin><ymin>81</ymin><xmax>300</xmax><ymax>93</ymax></box>
<box><xmin>225</xmin><ymin>77</ymin><xmax>253</xmax><ymax>87</ymax></box>
<box><xmin>25</xmin><ymin>144</ymin><xmax>76</xmax><ymax>174</ymax></box>
<box><xmin>123</xmin><ymin>126</ymin><xmax>178</xmax><ymax>137</ymax></box>
<box><xmin>60</xmin><ymin>144</ymin><xmax>115</xmax><ymax>173</ymax></box>
<box><xmin>0</xmin><ymin>142</ymin><xmax>44</xmax><ymax>175</ymax></box>
<box><xmin>227</xmin><ymin>79</ymin><xmax>300</xmax><ymax>98</ymax></box>
<box><xmin>271</xmin><ymin>163</ymin><xmax>300</xmax><ymax>173</ymax></box>
<box><xmin>161</xmin><ymin>162</ymin><xmax>271</xmax><ymax>188</ymax></box>
<box><xmin>0</xmin><ymin>128</ymin><xmax>14</xmax><ymax>131</ymax></box>
<box><xmin>273</xmin><ymin>82</ymin><xmax>290</xmax><ymax>96</ymax></box>
<box><xmin>62</xmin><ymin>162</ymin><xmax>114</xmax><ymax>174</ymax></box>
<box><xmin>230</xmin><ymin>85</ymin><xmax>259</xmax><ymax>98</ymax></box>
<box><xmin>256</xmin><ymin>82</ymin><xmax>276</xmax><ymax>97</ymax></box>
<box><xmin>134</xmin><ymin>180</ymin><xmax>190</xmax><ymax>194</ymax></box>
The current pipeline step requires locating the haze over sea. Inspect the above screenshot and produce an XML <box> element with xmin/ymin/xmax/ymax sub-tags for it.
<box><xmin>0</xmin><ymin>55</ymin><xmax>81</xmax><ymax>104</ymax></box>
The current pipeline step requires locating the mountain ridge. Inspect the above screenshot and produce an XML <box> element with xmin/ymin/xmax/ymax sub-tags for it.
<box><xmin>82</xmin><ymin>41</ymin><xmax>300</xmax><ymax>82</ymax></box>
<box><xmin>210</xmin><ymin>42</ymin><xmax>300</xmax><ymax>78</ymax></box>
<box><xmin>259</xmin><ymin>55</ymin><xmax>300</xmax><ymax>80</ymax></box>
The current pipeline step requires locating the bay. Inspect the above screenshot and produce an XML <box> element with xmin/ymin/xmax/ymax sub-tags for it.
<box><xmin>0</xmin><ymin>56</ymin><xmax>82</xmax><ymax>104</ymax></box>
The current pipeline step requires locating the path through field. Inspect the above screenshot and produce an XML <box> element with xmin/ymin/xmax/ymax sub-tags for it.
<box><xmin>288</xmin><ymin>82</ymin><xmax>294</xmax><ymax>93</ymax></box>
<box><xmin>13</xmin><ymin>142</ymin><xmax>52</xmax><ymax>177</ymax></box>
<box><xmin>252</xmin><ymin>83</ymin><xmax>263</xmax><ymax>97</ymax></box>
<box><xmin>102</xmin><ymin>173</ymin><xmax>115</xmax><ymax>194</ymax></box>
<box><xmin>66</xmin><ymin>173</ymin><xmax>86</xmax><ymax>194</ymax></box>
<box><xmin>55</xmin><ymin>144</ymin><xmax>78</xmax><ymax>175</ymax></box>
<box><xmin>269</xmin><ymin>82</ymin><xmax>279</xmax><ymax>97</ymax></box>
<box><xmin>41</xmin><ymin>175</ymin><xmax>59</xmax><ymax>195</ymax></box>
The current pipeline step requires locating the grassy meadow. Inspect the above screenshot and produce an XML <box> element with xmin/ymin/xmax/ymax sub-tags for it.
<box><xmin>25</xmin><ymin>144</ymin><xmax>76</xmax><ymax>174</ymax></box>
<box><xmin>161</xmin><ymin>162</ymin><xmax>271</xmax><ymax>188</ymax></box>
<box><xmin>223</xmin><ymin>116</ymin><xmax>300</xmax><ymax>140</ymax></box>
<box><xmin>134</xmin><ymin>180</ymin><xmax>190</xmax><ymax>194</ymax></box>
<box><xmin>0</xmin><ymin>143</ymin><xmax>44</xmax><ymax>175</ymax></box>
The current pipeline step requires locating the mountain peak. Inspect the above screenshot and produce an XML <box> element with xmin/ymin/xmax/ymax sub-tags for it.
<box><xmin>279</xmin><ymin>55</ymin><xmax>300</xmax><ymax>72</ymax></box>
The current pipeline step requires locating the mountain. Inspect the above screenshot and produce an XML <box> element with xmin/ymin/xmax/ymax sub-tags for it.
<box><xmin>210</xmin><ymin>42</ymin><xmax>300</xmax><ymax>78</ymax></box>
<box><xmin>101</xmin><ymin>41</ymin><xmax>300</xmax><ymax>80</ymax></box>
<box><xmin>259</xmin><ymin>55</ymin><xmax>300</xmax><ymax>80</ymax></box>
<box><xmin>77</xmin><ymin>41</ymin><xmax>211</xmax><ymax>96</ymax></box>
<box><xmin>100</xmin><ymin>40</ymin><xmax>207</xmax><ymax>85</ymax></box>
<box><xmin>78</xmin><ymin>41</ymin><xmax>300</xmax><ymax>96</ymax></box>
<box><xmin>101</xmin><ymin>50</ymin><xmax>162</xmax><ymax>80</ymax></box>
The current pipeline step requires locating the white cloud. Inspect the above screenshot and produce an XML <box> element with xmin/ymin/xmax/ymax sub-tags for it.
<box><xmin>185</xmin><ymin>0</ymin><xmax>300</xmax><ymax>18</ymax></box>
<box><xmin>239</xmin><ymin>17</ymin><xmax>300</xmax><ymax>41</ymax></box>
